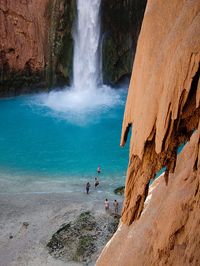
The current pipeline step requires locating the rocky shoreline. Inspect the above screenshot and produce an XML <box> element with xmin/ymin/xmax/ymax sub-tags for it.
<box><xmin>47</xmin><ymin>211</ymin><xmax>120</xmax><ymax>265</ymax></box>
<box><xmin>0</xmin><ymin>190</ymin><xmax>123</xmax><ymax>266</ymax></box>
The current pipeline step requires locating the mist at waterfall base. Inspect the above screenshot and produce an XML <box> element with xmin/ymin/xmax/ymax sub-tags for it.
<box><xmin>38</xmin><ymin>85</ymin><xmax>124</xmax><ymax>125</ymax></box>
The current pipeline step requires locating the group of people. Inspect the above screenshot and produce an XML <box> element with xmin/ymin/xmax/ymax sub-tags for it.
<box><xmin>85</xmin><ymin>178</ymin><xmax>99</xmax><ymax>194</ymax></box>
<box><xmin>85</xmin><ymin>166</ymin><xmax>119</xmax><ymax>214</ymax></box>
<box><xmin>104</xmin><ymin>198</ymin><xmax>119</xmax><ymax>214</ymax></box>
<box><xmin>85</xmin><ymin>166</ymin><xmax>101</xmax><ymax>194</ymax></box>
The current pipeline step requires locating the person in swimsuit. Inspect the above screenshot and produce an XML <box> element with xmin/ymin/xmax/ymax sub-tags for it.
<box><xmin>113</xmin><ymin>199</ymin><xmax>119</xmax><ymax>213</ymax></box>
<box><xmin>86</xmin><ymin>182</ymin><xmax>91</xmax><ymax>194</ymax></box>
<box><xmin>97</xmin><ymin>165</ymin><xmax>101</xmax><ymax>174</ymax></box>
<box><xmin>104</xmin><ymin>198</ymin><xmax>109</xmax><ymax>211</ymax></box>
<box><xmin>94</xmin><ymin>177</ymin><xmax>99</xmax><ymax>188</ymax></box>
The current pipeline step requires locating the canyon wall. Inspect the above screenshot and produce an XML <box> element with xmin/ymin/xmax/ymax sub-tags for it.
<box><xmin>0</xmin><ymin>0</ymin><xmax>49</xmax><ymax>96</ymax></box>
<box><xmin>101</xmin><ymin>0</ymin><xmax>147</xmax><ymax>85</ymax></box>
<box><xmin>97</xmin><ymin>0</ymin><xmax>200</xmax><ymax>265</ymax></box>
<box><xmin>0</xmin><ymin>0</ymin><xmax>146</xmax><ymax>95</ymax></box>
<box><xmin>46</xmin><ymin>0</ymin><xmax>76</xmax><ymax>88</ymax></box>
<box><xmin>0</xmin><ymin>0</ymin><xmax>76</xmax><ymax>96</ymax></box>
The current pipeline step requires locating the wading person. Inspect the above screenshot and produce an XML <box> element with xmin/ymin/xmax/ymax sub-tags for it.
<box><xmin>94</xmin><ymin>177</ymin><xmax>99</xmax><ymax>188</ymax></box>
<box><xmin>113</xmin><ymin>199</ymin><xmax>119</xmax><ymax>214</ymax></box>
<box><xmin>97</xmin><ymin>165</ymin><xmax>101</xmax><ymax>174</ymax></box>
<box><xmin>104</xmin><ymin>198</ymin><xmax>109</xmax><ymax>211</ymax></box>
<box><xmin>86</xmin><ymin>182</ymin><xmax>91</xmax><ymax>194</ymax></box>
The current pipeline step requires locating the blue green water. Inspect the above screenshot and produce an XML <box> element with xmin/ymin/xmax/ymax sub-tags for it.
<box><xmin>0</xmin><ymin>88</ymin><xmax>129</xmax><ymax>194</ymax></box>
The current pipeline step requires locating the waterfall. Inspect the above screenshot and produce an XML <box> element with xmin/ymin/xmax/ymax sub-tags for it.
<box><xmin>38</xmin><ymin>0</ymin><xmax>123</xmax><ymax>125</ymax></box>
<box><xmin>73</xmin><ymin>0</ymin><xmax>102</xmax><ymax>90</ymax></box>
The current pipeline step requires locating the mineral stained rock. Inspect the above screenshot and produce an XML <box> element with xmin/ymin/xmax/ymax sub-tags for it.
<box><xmin>0</xmin><ymin>0</ymin><xmax>76</xmax><ymax>95</ymax></box>
<box><xmin>101</xmin><ymin>0</ymin><xmax>147</xmax><ymax>85</ymax></box>
<box><xmin>97</xmin><ymin>0</ymin><xmax>200</xmax><ymax>265</ymax></box>
<box><xmin>46</xmin><ymin>0</ymin><xmax>76</xmax><ymax>88</ymax></box>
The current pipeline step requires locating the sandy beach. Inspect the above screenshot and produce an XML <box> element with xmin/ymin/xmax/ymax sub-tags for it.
<box><xmin>0</xmin><ymin>189</ymin><xmax>123</xmax><ymax>266</ymax></box>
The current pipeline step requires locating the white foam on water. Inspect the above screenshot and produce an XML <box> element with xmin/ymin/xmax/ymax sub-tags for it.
<box><xmin>36</xmin><ymin>86</ymin><xmax>124</xmax><ymax>124</ymax></box>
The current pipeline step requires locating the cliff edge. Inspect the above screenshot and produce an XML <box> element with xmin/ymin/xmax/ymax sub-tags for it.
<box><xmin>97</xmin><ymin>0</ymin><xmax>200</xmax><ymax>265</ymax></box>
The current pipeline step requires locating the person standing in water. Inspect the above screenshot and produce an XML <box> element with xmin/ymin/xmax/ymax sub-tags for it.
<box><xmin>94</xmin><ymin>177</ymin><xmax>99</xmax><ymax>188</ymax></box>
<box><xmin>104</xmin><ymin>198</ymin><xmax>109</xmax><ymax>211</ymax></box>
<box><xmin>86</xmin><ymin>182</ymin><xmax>91</xmax><ymax>194</ymax></box>
<box><xmin>97</xmin><ymin>165</ymin><xmax>101</xmax><ymax>174</ymax></box>
<box><xmin>113</xmin><ymin>199</ymin><xmax>119</xmax><ymax>213</ymax></box>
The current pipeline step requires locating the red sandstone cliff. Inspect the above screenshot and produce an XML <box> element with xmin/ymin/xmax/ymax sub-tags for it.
<box><xmin>97</xmin><ymin>0</ymin><xmax>200</xmax><ymax>265</ymax></box>
<box><xmin>0</xmin><ymin>0</ymin><xmax>147</xmax><ymax>94</ymax></box>
<box><xmin>0</xmin><ymin>0</ymin><xmax>48</xmax><ymax>71</ymax></box>
<box><xmin>0</xmin><ymin>0</ymin><xmax>49</xmax><ymax>95</ymax></box>
<box><xmin>0</xmin><ymin>0</ymin><xmax>76</xmax><ymax>95</ymax></box>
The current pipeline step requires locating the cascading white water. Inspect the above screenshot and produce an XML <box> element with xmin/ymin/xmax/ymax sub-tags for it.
<box><xmin>73</xmin><ymin>0</ymin><xmax>101</xmax><ymax>90</ymax></box>
<box><xmin>38</xmin><ymin>0</ymin><xmax>124</xmax><ymax>125</ymax></box>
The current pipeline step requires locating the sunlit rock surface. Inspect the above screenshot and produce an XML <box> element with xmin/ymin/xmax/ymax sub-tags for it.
<box><xmin>97</xmin><ymin>0</ymin><xmax>200</xmax><ymax>264</ymax></box>
<box><xmin>97</xmin><ymin>127</ymin><xmax>200</xmax><ymax>265</ymax></box>
<box><xmin>120</xmin><ymin>0</ymin><xmax>200</xmax><ymax>225</ymax></box>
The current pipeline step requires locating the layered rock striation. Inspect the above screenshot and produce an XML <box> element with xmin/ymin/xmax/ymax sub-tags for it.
<box><xmin>97</xmin><ymin>0</ymin><xmax>200</xmax><ymax>264</ymax></box>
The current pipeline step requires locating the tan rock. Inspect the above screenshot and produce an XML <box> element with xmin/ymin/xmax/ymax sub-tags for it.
<box><xmin>120</xmin><ymin>0</ymin><xmax>200</xmax><ymax>224</ymax></box>
<box><xmin>97</xmin><ymin>128</ymin><xmax>200</xmax><ymax>265</ymax></box>
<box><xmin>98</xmin><ymin>0</ymin><xmax>200</xmax><ymax>265</ymax></box>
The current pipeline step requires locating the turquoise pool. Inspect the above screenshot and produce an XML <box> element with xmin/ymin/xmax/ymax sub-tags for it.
<box><xmin>0</xmin><ymin>87</ymin><xmax>129</xmax><ymax>194</ymax></box>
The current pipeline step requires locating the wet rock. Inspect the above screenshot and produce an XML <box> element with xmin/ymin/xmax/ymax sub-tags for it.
<box><xmin>114</xmin><ymin>186</ymin><xmax>125</xmax><ymax>195</ymax></box>
<box><xmin>23</xmin><ymin>222</ymin><xmax>29</xmax><ymax>227</ymax></box>
<box><xmin>101</xmin><ymin>0</ymin><xmax>147</xmax><ymax>85</ymax></box>
<box><xmin>47</xmin><ymin>211</ymin><xmax>120</xmax><ymax>264</ymax></box>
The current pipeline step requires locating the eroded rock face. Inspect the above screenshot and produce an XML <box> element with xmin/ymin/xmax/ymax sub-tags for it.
<box><xmin>97</xmin><ymin>0</ymin><xmax>200</xmax><ymax>265</ymax></box>
<box><xmin>120</xmin><ymin>0</ymin><xmax>200</xmax><ymax>225</ymax></box>
<box><xmin>101</xmin><ymin>0</ymin><xmax>147</xmax><ymax>85</ymax></box>
<box><xmin>97</xmin><ymin>127</ymin><xmax>200</xmax><ymax>265</ymax></box>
